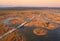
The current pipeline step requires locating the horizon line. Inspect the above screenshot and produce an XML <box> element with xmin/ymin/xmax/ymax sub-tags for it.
<box><xmin>0</xmin><ymin>6</ymin><xmax>60</xmax><ymax>8</ymax></box>
<box><xmin>0</xmin><ymin>5</ymin><xmax>60</xmax><ymax>7</ymax></box>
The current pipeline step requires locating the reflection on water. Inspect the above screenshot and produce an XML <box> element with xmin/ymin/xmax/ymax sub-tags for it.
<box><xmin>18</xmin><ymin>26</ymin><xmax>60</xmax><ymax>41</ymax></box>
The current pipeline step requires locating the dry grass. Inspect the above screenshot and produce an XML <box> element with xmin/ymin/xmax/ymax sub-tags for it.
<box><xmin>0</xmin><ymin>9</ymin><xmax>60</xmax><ymax>41</ymax></box>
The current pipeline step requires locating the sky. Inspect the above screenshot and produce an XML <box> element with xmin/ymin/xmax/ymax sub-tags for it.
<box><xmin>0</xmin><ymin>0</ymin><xmax>60</xmax><ymax>7</ymax></box>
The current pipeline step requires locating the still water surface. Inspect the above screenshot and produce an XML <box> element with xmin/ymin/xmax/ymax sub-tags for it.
<box><xmin>18</xmin><ymin>26</ymin><xmax>60</xmax><ymax>41</ymax></box>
